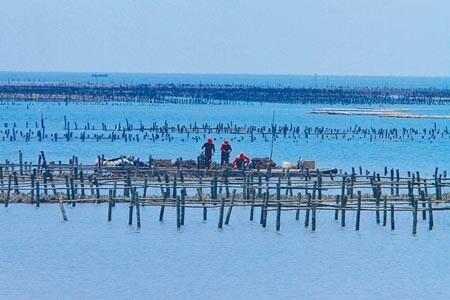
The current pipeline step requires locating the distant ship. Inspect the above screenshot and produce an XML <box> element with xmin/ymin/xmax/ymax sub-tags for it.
<box><xmin>91</xmin><ymin>73</ymin><xmax>108</xmax><ymax>78</ymax></box>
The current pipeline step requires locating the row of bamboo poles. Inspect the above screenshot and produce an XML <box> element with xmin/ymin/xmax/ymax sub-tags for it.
<box><xmin>1</xmin><ymin>153</ymin><xmax>449</xmax><ymax>235</ymax></box>
<box><xmin>2</xmin><ymin>114</ymin><xmax>450</xmax><ymax>144</ymax></box>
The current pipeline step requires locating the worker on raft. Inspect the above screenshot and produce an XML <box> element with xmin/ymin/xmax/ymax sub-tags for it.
<box><xmin>201</xmin><ymin>137</ymin><xmax>215</xmax><ymax>168</ymax></box>
<box><xmin>232</xmin><ymin>153</ymin><xmax>250</xmax><ymax>170</ymax></box>
<box><xmin>220</xmin><ymin>139</ymin><xmax>232</xmax><ymax>166</ymax></box>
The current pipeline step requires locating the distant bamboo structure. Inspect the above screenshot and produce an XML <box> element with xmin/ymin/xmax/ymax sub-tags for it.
<box><xmin>1</xmin><ymin>81</ymin><xmax>450</xmax><ymax>104</ymax></box>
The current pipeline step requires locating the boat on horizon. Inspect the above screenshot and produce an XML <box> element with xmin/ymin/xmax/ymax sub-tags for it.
<box><xmin>91</xmin><ymin>73</ymin><xmax>108</xmax><ymax>78</ymax></box>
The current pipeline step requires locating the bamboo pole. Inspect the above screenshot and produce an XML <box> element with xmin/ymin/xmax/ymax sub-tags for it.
<box><xmin>218</xmin><ymin>198</ymin><xmax>225</xmax><ymax>229</ymax></box>
<box><xmin>225</xmin><ymin>189</ymin><xmax>236</xmax><ymax>225</ymax></box>
<box><xmin>108</xmin><ymin>190</ymin><xmax>113</xmax><ymax>222</ymax></box>
<box><xmin>276</xmin><ymin>201</ymin><xmax>282</xmax><ymax>231</ymax></box>
<box><xmin>356</xmin><ymin>191</ymin><xmax>361</xmax><ymax>231</ymax></box>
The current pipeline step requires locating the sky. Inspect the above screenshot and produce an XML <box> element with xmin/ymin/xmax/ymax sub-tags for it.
<box><xmin>0</xmin><ymin>0</ymin><xmax>449</xmax><ymax>76</ymax></box>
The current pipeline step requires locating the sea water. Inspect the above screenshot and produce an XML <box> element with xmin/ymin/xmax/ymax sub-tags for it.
<box><xmin>1</xmin><ymin>73</ymin><xmax>450</xmax><ymax>300</ymax></box>
<box><xmin>1</xmin><ymin>101</ymin><xmax>450</xmax><ymax>176</ymax></box>
<box><xmin>1</xmin><ymin>204</ymin><xmax>450</xmax><ymax>300</ymax></box>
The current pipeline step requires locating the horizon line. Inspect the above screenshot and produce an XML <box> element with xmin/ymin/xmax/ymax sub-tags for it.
<box><xmin>0</xmin><ymin>70</ymin><xmax>449</xmax><ymax>79</ymax></box>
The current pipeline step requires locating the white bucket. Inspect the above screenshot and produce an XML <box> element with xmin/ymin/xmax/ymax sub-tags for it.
<box><xmin>282</xmin><ymin>161</ymin><xmax>296</xmax><ymax>169</ymax></box>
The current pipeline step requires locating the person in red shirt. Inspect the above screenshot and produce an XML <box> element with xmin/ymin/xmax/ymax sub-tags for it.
<box><xmin>232</xmin><ymin>153</ymin><xmax>250</xmax><ymax>170</ymax></box>
<box><xmin>220</xmin><ymin>139</ymin><xmax>232</xmax><ymax>166</ymax></box>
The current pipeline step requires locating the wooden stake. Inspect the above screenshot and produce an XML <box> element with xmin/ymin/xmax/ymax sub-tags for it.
<box><xmin>5</xmin><ymin>174</ymin><xmax>11</xmax><ymax>207</ymax></box>
<box><xmin>334</xmin><ymin>195</ymin><xmax>339</xmax><ymax>221</ymax></box>
<box><xmin>218</xmin><ymin>198</ymin><xmax>225</xmax><ymax>229</ymax></box>
<box><xmin>225</xmin><ymin>189</ymin><xmax>236</xmax><ymax>225</ymax></box>
<box><xmin>250</xmin><ymin>189</ymin><xmax>256</xmax><ymax>221</ymax></box>
<box><xmin>305</xmin><ymin>193</ymin><xmax>311</xmax><ymax>227</ymax></box>
<box><xmin>341</xmin><ymin>195</ymin><xmax>347</xmax><ymax>227</ymax></box>
<box><xmin>176</xmin><ymin>196</ymin><xmax>181</xmax><ymax>229</ymax></box>
<box><xmin>356</xmin><ymin>191</ymin><xmax>361</xmax><ymax>231</ymax></box>
<box><xmin>36</xmin><ymin>181</ymin><xmax>40</xmax><ymax>208</ymax></box>
<box><xmin>424</xmin><ymin>191</ymin><xmax>433</xmax><ymax>230</ymax></box>
<box><xmin>197</xmin><ymin>188</ymin><xmax>207</xmax><ymax>221</ymax></box>
<box><xmin>181</xmin><ymin>189</ymin><xmax>186</xmax><ymax>226</ymax></box>
<box><xmin>108</xmin><ymin>190</ymin><xmax>113</xmax><ymax>221</ymax></box>
<box><xmin>59</xmin><ymin>195</ymin><xmax>68</xmax><ymax>222</ymax></box>
<box><xmin>159</xmin><ymin>191</ymin><xmax>167</xmax><ymax>222</ymax></box>
<box><xmin>390</xmin><ymin>205</ymin><xmax>395</xmax><ymax>230</ymax></box>
<box><xmin>412</xmin><ymin>197</ymin><xmax>418</xmax><ymax>235</ymax></box>
<box><xmin>296</xmin><ymin>193</ymin><xmax>302</xmax><ymax>221</ymax></box>
<box><xmin>311</xmin><ymin>203</ymin><xmax>316</xmax><ymax>231</ymax></box>
<box><xmin>276</xmin><ymin>201</ymin><xmax>282</xmax><ymax>231</ymax></box>
<box><xmin>128</xmin><ymin>197</ymin><xmax>134</xmax><ymax>226</ymax></box>
<box><xmin>135</xmin><ymin>190</ymin><xmax>141</xmax><ymax>229</ymax></box>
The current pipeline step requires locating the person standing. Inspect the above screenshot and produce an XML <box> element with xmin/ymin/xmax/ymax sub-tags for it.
<box><xmin>220</xmin><ymin>139</ymin><xmax>232</xmax><ymax>166</ymax></box>
<box><xmin>232</xmin><ymin>153</ymin><xmax>250</xmax><ymax>170</ymax></box>
<box><xmin>201</xmin><ymin>137</ymin><xmax>215</xmax><ymax>168</ymax></box>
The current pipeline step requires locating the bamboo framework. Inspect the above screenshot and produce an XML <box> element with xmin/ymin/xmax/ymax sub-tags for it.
<box><xmin>1</xmin><ymin>158</ymin><xmax>449</xmax><ymax>235</ymax></box>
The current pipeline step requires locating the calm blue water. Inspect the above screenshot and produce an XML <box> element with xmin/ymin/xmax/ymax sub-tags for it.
<box><xmin>1</xmin><ymin>204</ymin><xmax>450</xmax><ymax>300</ymax></box>
<box><xmin>1</xmin><ymin>73</ymin><xmax>450</xmax><ymax>300</ymax></box>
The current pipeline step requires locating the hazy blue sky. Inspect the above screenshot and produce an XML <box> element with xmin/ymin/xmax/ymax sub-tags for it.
<box><xmin>0</xmin><ymin>0</ymin><xmax>449</xmax><ymax>76</ymax></box>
